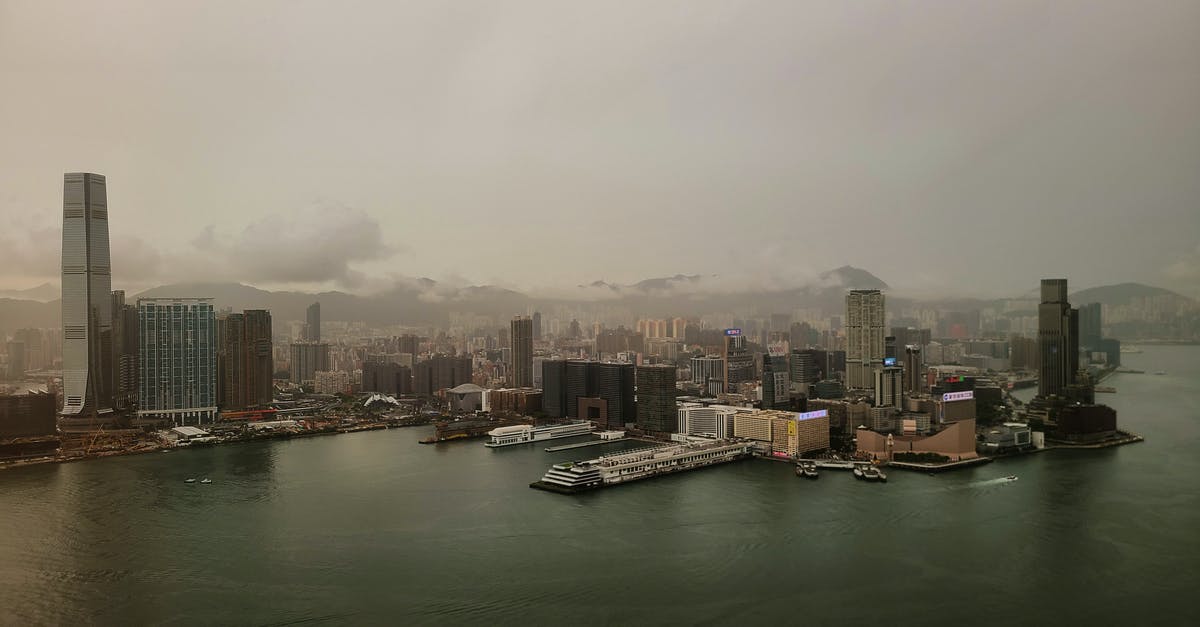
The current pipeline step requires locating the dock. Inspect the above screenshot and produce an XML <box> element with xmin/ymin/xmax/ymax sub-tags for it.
<box><xmin>544</xmin><ymin>437</ymin><xmax>626</xmax><ymax>452</ymax></box>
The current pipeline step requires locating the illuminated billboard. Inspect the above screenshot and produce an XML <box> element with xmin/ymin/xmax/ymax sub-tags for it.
<box><xmin>724</xmin><ymin>328</ymin><xmax>742</xmax><ymax>336</ymax></box>
<box><xmin>797</xmin><ymin>409</ymin><xmax>829</xmax><ymax>421</ymax></box>
<box><xmin>942</xmin><ymin>391</ymin><xmax>974</xmax><ymax>402</ymax></box>
<box><xmin>884</xmin><ymin>357</ymin><xmax>897</xmax><ymax>367</ymax></box>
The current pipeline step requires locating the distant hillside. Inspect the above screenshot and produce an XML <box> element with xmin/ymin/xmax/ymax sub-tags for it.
<box><xmin>0</xmin><ymin>282</ymin><xmax>59</xmax><ymax>302</ymax></box>
<box><xmin>1070</xmin><ymin>282</ymin><xmax>1192</xmax><ymax>307</ymax></box>
<box><xmin>819</xmin><ymin>266</ymin><xmax>889</xmax><ymax>290</ymax></box>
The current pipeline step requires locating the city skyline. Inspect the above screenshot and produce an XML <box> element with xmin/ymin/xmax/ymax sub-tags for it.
<box><xmin>2</xmin><ymin>2</ymin><xmax>1198</xmax><ymax>298</ymax></box>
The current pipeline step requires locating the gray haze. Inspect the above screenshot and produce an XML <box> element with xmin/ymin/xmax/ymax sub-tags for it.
<box><xmin>1</xmin><ymin>0</ymin><xmax>1198</xmax><ymax>297</ymax></box>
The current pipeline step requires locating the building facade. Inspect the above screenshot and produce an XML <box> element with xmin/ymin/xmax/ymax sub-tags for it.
<box><xmin>304</xmin><ymin>301</ymin><xmax>321</xmax><ymax>342</ymax></box>
<box><xmin>137</xmin><ymin>298</ymin><xmax>217</xmax><ymax>425</ymax></box>
<box><xmin>218</xmin><ymin>310</ymin><xmax>273</xmax><ymax>410</ymax></box>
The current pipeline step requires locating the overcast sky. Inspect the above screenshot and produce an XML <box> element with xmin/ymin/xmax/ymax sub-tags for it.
<box><xmin>1</xmin><ymin>0</ymin><xmax>1198</xmax><ymax>298</ymax></box>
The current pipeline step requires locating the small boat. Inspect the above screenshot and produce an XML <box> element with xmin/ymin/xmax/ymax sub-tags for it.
<box><xmin>1154</xmin><ymin>371</ymin><xmax>1167</xmax><ymax>376</ymax></box>
<box><xmin>852</xmin><ymin>465</ymin><xmax>865</xmax><ymax>480</ymax></box>
<box><xmin>795</xmin><ymin>460</ymin><xmax>819</xmax><ymax>479</ymax></box>
<box><xmin>184</xmin><ymin>478</ymin><xmax>196</xmax><ymax>483</ymax></box>
<box><xmin>1005</xmin><ymin>475</ymin><xmax>1018</xmax><ymax>482</ymax></box>
<box><xmin>200</xmin><ymin>478</ymin><xmax>212</xmax><ymax>484</ymax></box>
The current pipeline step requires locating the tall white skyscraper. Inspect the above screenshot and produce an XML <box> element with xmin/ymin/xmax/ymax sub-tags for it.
<box><xmin>845</xmin><ymin>290</ymin><xmax>885</xmax><ymax>390</ymax></box>
<box><xmin>60</xmin><ymin>173</ymin><xmax>113</xmax><ymax>418</ymax></box>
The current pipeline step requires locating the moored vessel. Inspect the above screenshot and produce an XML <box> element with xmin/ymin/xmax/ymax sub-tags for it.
<box><xmin>485</xmin><ymin>421</ymin><xmax>593</xmax><ymax>447</ymax></box>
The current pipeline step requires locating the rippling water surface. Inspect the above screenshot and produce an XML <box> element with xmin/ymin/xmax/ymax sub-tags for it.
<box><xmin>2</xmin><ymin>347</ymin><xmax>1198</xmax><ymax>625</ymax></box>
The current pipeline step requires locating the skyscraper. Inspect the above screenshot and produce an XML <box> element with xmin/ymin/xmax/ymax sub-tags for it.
<box><xmin>874</xmin><ymin>366</ymin><xmax>903</xmax><ymax>408</ymax></box>
<box><xmin>723</xmin><ymin>330</ymin><xmax>755</xmax><ymax>390</ymax></box>
<box><xmin>1079</xmin><ymin>302</ymin><xmax>1102</xmax><ymax>349</ymax></box>
<box><xmin>61</xmin><ymin>173</ymin><xmax>114</xmax><ymax>419</ymax></box>
<box><xmin>532</xmin><ymin>311</ymin><xmax>543</xmax><ymax>340</ymax></box>
<box><xmin>1038</xmin><ymin>279</ymin><xmax>1079</xmax><ymax>397</ymax></box>
<box><xmin>510</xmin><ymin>316</ymin><xmax>533</xmax><ymax>387</ymax></box>
<box><xmin>845</xmin><ymin>290</ymin><xmax>885</xmax><ymax>390</ymax></box>
<box><xmin>761</xmin><ymin>346</ymin><xmax>790</xmax><ymax>409</ymax></box>
<box><xmin>137</xmin><ymin>298</ymin><xmax>217</xmax><ymax>425</ymax></box>
<box><xmin>305</xmin><ymin>301</ymin><xmax>321</xmax><ymax>342</ymax></box>
<box><xmin>111</xmin><ymin>290</ymin><xmax>139</xmax><ymax>410</ymax></box>
<box><xmin>218</xmin><ymin>310</ymin><xmax>273</xmax><ymax>410</ymax></box>
<box><xmin>290</xmin><ymin>342</ymin><xmax>331</xmax><ymax>384</ymax></box>
<box><xmin>636</xmin><ymin>364</ymin><xmax>676</xmax><ymax>433</ymax></box>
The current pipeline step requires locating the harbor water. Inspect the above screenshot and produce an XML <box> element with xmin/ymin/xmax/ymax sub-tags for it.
<box><xmin>2</xmin><ymin>346</ymin><xmax>1198</xmax><ymax>625</ymax></box>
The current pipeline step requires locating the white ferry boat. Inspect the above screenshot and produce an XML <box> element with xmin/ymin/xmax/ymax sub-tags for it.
<box><xmin>531</xmin><ymin>439</ymin><xmax>754</xmax><ymax>493</ymax></box>
<box><xmin>484</xmin><ymin>421</ymin><xmax>593</xmax><ymax>448</ymax></box>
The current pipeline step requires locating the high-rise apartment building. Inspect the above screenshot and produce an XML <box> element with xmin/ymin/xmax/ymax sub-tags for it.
<box><xmin>532</xmin><ymin>311</ymin><xmax>543</xmax><ymax>340</ymax></box>
<box><xmin>362</xmin><ymin>359</ymin><xmax>413</xmax><ymax>396</ymax></box>
<box><xmin>1038</xmin><ymin>279</ymin><xmax>1079</xmax><ymax>397</ymax></box>
<box><xmin>845</xmin><ymin>290</ymin><xmax>885</xmax><ymax>390</ymax></box>
<box><xmin>636</xmin><ymin>364</ymin><xmax>676</xmax><ymax>433</ymax></box>
<box><xmin>510</xmin><ymin>316</ymin><xmax>533</xmax><ymax>387</ymax></box>
<box><xmin>61</xmin><ymin>172</ymin><xmax>114</xmax><ymax>419</ymax></box>
<box><xmin>413</xmin><ymin>355</ymin><xmax>472</xmax><ymax>396</ymax></box>
<box><xmin>111</xmin><ymin>290</ymin><xmax>139</xmax><ymax>410</ymax></box>
<box><xmin>137</xmin><ymin>298</ymin><xmax>217</xmax><ymax>425</ymax></box>
<box><xmin>290</xmin><ymin>342</ymin><xmax>331</xmax><ymax>384</ymax></box>
<box><xmin>304</xmin><ymin>301</ymin><xmax>321</xmax><ymax>342</ymax></box>
<box><xmin>218</xmin><ymin>310</ymin><xmax>273</xmax><ymax>410</ymax></box>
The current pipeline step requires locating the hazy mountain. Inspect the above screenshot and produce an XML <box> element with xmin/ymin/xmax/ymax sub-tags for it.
<box><xmin>0</xmin><ymin>298</ymin><xmax>59</xmax><ymax>335</ymax></box>
<box><xmin>0</xmin><ymin>282</ymin><xmax>59</xmax><ymax>302</ymax></box>
<box><xmin>819</xmin><ymin>266</ymin><xmax>889</xmax><ymax>290</ymax></box>
<box><xmin>1070</xmin><ymin>282</ymin><xmax>1193</xmax><ymax>307</ymax></box>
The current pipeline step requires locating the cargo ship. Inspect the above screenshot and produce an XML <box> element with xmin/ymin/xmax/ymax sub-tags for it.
<box><xmin>530</xmin><ymin>439</ymin><xmax>753</xmax><ymax>494</ymax></box>
<box><xmin>484</xmin><ymin>421</ymin><xmax>593</xmax><ymax>447</ymax></box>
<box><xmin>419</xmin><ymin>417</ymin><xmax>531</xmax><ymax>444</ymax></box>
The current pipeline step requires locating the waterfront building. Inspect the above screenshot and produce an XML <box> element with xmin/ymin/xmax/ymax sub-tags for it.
<box><xmin>733</xmin><ymin>409</ymin><xmax>830</xmax><ymax>456</ymax></box>
<box><xmin>556</xmin><ymin>361</ymin><xmax>635</xmax><ymax>430</ymax></box>
<box><xmin>635</xmin><ymin>364</ymin><xmax>676</xmax><ymax>434</ymax></box>
<box><xmin>1038</xmin><ymin>279</ymin><xmax>1079</xmax><ymax>397</ymax></box>
<box><xmin>137</xmin><ymin>298</ymin><xmax>217</xmax><ymax>426</ymax></box>
<box><xmin>304</xmin><ymin>301</ymin><xmax>321</xmax><ymax>342</ymax></box>
<box><xmin>61</xmin><ymin>172</ymin><xmax>114</xmax><ymax>420</ymax></box>
<box><xmin>856</xmin><ymin>419</ymin><xmax>978</xmax><ymax>462</ymax></box>
<box><xmin>510</xmin><ymin>316</ymin><xmax>533</xmax><ymax>387</ymax></box>
<box><xmin>290</xmin><ymin>342</ymin><xmax>331</xmax><ymax>384</ymax></box>
<box><xmin>676</xmin><ymin>404</ymin><xmax>745</xmax><ymax>439</ymax></box>
<box><xmin>845</xmin><ymin>290</ymin><xmax>885</xmax><ymax>391</ymax></box>
<box><xmin>0</xmin><ymin>392</ymin><xmax>57</xmax><ymax>438</ymax></box>
<box><xmin>487</xmin><ymin>388</ymin><xmax>543</xmax><ymax>415</ymax></box>
<box><xmin>218</xmin><ymin>310</ymin><xmax>273</xmax><ymax>410</ymax></box>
